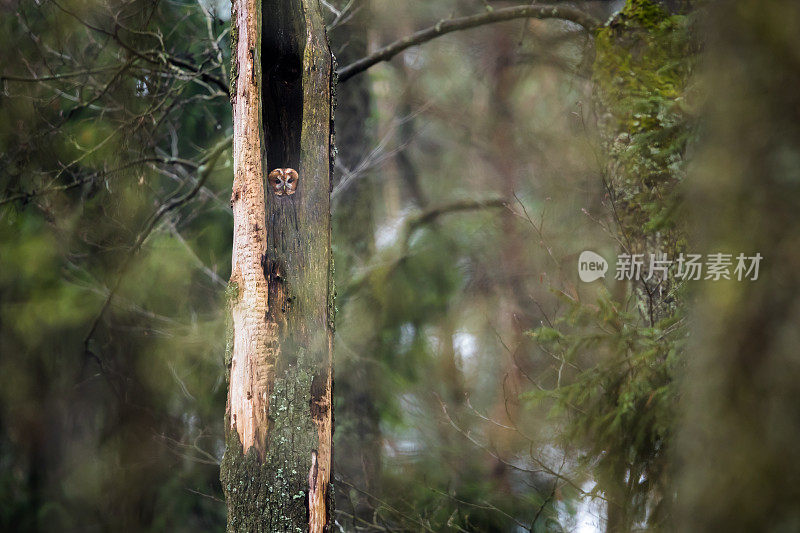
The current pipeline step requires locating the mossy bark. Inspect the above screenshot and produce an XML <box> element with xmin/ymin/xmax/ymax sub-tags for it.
<box><xmin>593</xmin><ymin>0</ymin><xmax>694</xmax><ymax>321</ymax></box>
<box><xmin>591</xmin><ymin>1</ymin><xmax>694</xmax><ymax>530</ymax></box>
<box><xmin>222</xmin><ymin>0</ymin><xmax>334</xmax><ymax>531</ymax></box>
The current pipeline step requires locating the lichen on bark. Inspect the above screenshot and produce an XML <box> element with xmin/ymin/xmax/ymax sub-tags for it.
<box><xmin>221</xmin><ymin>355</ymin><xmax>322</xmax><ymax>532</ymax></box>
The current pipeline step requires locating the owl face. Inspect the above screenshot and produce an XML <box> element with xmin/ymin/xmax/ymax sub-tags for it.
<box><xmin>268</xmin><ymin>168</ymin><xmax>299</xmax><ymax>196</ymax></box>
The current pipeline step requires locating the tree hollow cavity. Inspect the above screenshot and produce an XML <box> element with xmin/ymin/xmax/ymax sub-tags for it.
<box><xmin>262</xmin><ymin>0</ymin><xmax>305</xmax><ymax>171</ymax></box>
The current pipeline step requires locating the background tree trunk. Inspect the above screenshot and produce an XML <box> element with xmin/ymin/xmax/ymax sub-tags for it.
<box><xmin>676</xmin><ymin>0</ymin><xmax>800</xmax><ymax>530</ymax></box>
<box><xmin>220</xmin><ymin>0</ymin><xmax>334</xmax><ymax>530</ymax></box>
<box><xmin>328</xmin><ymin>1</ymin><xmax>384</xmax><ymax>523</ymax></box>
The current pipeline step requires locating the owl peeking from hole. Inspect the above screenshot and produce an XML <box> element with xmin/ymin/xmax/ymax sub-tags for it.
<box><xmin>268</xmin><ymin>168</ymin><xmax>299</xmax><ymax>196</ymax></box>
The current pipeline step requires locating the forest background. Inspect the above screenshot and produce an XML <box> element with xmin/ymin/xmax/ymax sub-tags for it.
<box><xmin>1</xmin><ymin>0</ymin><xmax>799</xmax><ymax>531</ymax></box>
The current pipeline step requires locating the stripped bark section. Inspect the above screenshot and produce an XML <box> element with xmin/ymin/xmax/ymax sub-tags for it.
<box><xmin>228</xmin><ymin>0</ymin><xmax>273</xmax><ymax>459</ymax></box>
<box><xmin>309</xmin><ymin>357</ymin><xmax>332</xmax><ymax>532</ymax></box>
<box><xmin>307</xmin><ymin>450</ymin><xmax>322</xmax><ymax>532</ymax></box>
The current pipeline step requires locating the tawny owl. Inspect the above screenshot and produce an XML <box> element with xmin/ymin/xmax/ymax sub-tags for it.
<box><xmin>267</xmin><ymin>168</ymin><xmax>299</xmax><ymax>196</ymax></box>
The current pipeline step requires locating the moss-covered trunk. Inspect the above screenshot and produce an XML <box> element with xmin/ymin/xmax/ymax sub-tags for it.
<box><xmin>221</xmin><ymin>0</ymin><xmax>334</xmax><ymax>530</ymax></box>
<box><xmin>591</xmin><ymin>0</ymin><xmax>693</xmax><ymax>530</ymax></box>
<box><xmin>593</xmin><ymin>0</ymin><xmax>693</xmax><ymax>321</ymax></box>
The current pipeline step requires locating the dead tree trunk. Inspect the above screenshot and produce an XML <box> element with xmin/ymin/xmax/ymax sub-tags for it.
<box><xmin>221</xmin><ymin>0</ymin><xmax>334</xmax><ymax>530</ymax></box>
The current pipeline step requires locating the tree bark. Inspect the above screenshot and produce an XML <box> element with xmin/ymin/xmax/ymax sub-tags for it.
<box><xmin>590</xmin><ymin>0</ymin><xmax>693</xmax><ymax>530</ymax></box>
<box><xmin>221</xmin><ymin>0</ymin><xmax>334</xmax><ymax>530</ymax></box>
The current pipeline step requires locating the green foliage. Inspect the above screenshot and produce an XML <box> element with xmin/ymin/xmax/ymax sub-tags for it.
<box><xmin>0</xmin><ymin>0</ymin><xmax>704</xmax><ymax>530</ymax></box>
<box><xmin>527</xmin><ymin>288</ymin><xmax>686</xmax><ymax>525</ymax></box>
<box><xmin>0</xmin><ymin>0</ymin><xmax>232</xmax><ymax>530</ymax></box>
<box><xmin>511</xmin><ymin>9</ymin><xmax>699</xmax><ymax>529</ymax></box>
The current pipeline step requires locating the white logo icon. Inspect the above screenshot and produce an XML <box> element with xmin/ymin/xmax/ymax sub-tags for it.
<box><xmin>578</xmin><ymin>251</ymin><xmax>608</xmax><ymax>282</ymax></box>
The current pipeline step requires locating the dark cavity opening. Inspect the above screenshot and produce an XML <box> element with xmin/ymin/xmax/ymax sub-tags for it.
<box><xmin>262</xmin><ymin>0</ymin><xmax>305</xmax><ymax>171</ymax></box>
